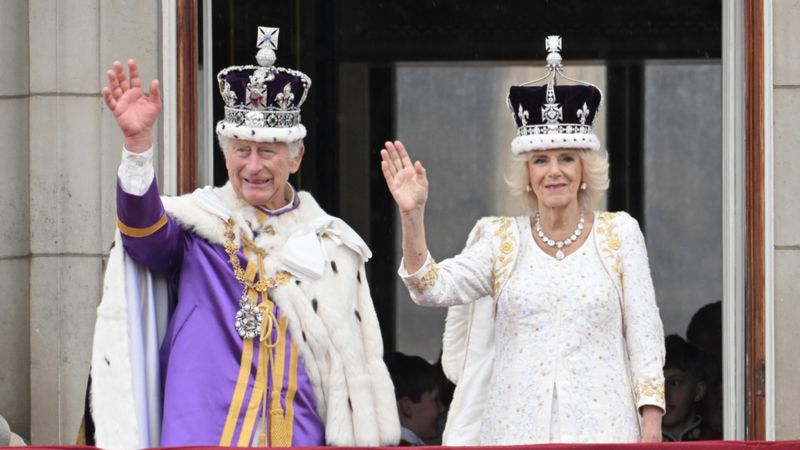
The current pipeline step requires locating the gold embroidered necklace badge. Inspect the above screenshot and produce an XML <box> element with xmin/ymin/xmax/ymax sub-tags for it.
<box><xmin>224</xmin><ymin>220</ymin><xmax>291</xmax><ymax>339</ymax></box>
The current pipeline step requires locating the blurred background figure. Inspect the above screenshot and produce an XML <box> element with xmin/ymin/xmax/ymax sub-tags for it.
<box><xmin>385</xmin><ymin>352</ymin><xmax>446</xmax><ymax>445</ymax></box>
<box><xmin>686</xmin><ymin>301</ymin><xmax>723</xmax><ymax>436</ymax></box>
<box><xmin>662</xmin><ymin>334</ymin><xmax>722</xmax><ymax>441</ymax></box>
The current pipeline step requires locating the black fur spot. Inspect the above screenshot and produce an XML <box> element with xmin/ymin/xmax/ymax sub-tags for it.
<box><xmin>355</xmin><ymin>310</ymin><xmax>362</xmax><ymax>322</ymax></box>
<box><xmin>104</xmin><ymin>357</ymin><xmax>110</xmax><ymax>366</ymax></box>
<box><xmin>312</xmin><ymin>299</ymin><xmax>318</xmax><ymax>312</ymax></box>
<box><xmin>234</xmin><ymin>134</ymin><xmax>239</xmax><ymax>139</ymax></box>
<box><xmin>221</xmin><ymin>124</ymin><xmax>226</xmax><ymax>129</ymax></box>
<box><xmin>348</xmin><ymin>397</ymin><xmax>353</xmax><ymax>411</ymax></box>
<box><xmin>251</xmin><ymin>129</ymin><xmax>255</xmax><ymax>136</ymax></box>
<box><xmin>273</xmin><ymin>137</ymin><xmax>277</xmax><ymax>142</ymax></box>
<box><xmin>356</xmin><ymin>271</ymin><xmax>361</xmax><ymax>283</ymax></box>
<box><xmin>302</xmin><ymin>331</ymin><xmax>307</xmax><ymax>342</ymax></box>
<box><xmin>331</xmin><ymin>261</ymin><xmax>338</xmax><ymax>273</ymax></box>
<box><xmin>295</xmin><ymin>279</ymin><xmax>302</xmax><ymax>285</ymax></box>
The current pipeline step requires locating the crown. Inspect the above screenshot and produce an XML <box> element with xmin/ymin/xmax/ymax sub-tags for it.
<box><xmin>215</xmin><ymin>26</ymin><xmax>312</xmax><ymax>143</ymax></box>
<box><xmin>506</xmin><ymin>35</ymin><xmax>603</xmax><ymax>154</ymax></box>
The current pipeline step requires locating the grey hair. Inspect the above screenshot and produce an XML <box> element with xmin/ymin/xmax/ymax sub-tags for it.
<box><xmin>217</xmin><ymin>135</ymin><xmax>303</xmax><ymax>159</ymax></box>
<box><xmin>505</xmin><ymin>148</ymin><xmax>610</xmax><ymax>212</ymax></box>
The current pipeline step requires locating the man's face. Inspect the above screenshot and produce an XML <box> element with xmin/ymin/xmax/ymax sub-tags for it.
<box><xmin>402</xmin><ymin>388</ymin><xmax>445</xmax><ymax>441</ymax></box>
<box><xmin>225</xmin><ymin>139</ymin><xmax>303</xmax><ymax>209</ymax></box>
<box><xmin>663</xmin><ymin>367</ymin><xmax>705</xmax><ymax>428</ymax></box>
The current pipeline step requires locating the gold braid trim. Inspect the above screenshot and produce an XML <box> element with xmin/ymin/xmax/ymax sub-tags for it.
<box><xmin>595</xmin><ymin>212</ymin><xmax>623</xmax><ymax>284</ymax></box>
<box><xmin>491</xmin><ymin>217</ymin><xmax>516</xmax><ymax>297</ymax></box>
<box><xmin>224</xmin><ymin>220</ymin><xmax>291</xmax><ymax>294</ymax></box>
<box><xmin>116</xmin><ymin>212</ymin><xmax>168</xmax><ymax>238</ymax></box>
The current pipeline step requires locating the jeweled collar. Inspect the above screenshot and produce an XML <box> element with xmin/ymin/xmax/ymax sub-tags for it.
<box><xmin>256</xmin><ymin>184</ymin><xmax>301</xmax><ymax>217</ymax></box>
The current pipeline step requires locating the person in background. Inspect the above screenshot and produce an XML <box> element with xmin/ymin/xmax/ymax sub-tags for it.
<box><xmin>385</xmin><ymin>352</ymin><xmax>446</xmax><ymax>446</ymax></box>
<box><xmin>662</xmin><ymin>334</ymin><xmax>722</xmax><ymax>441</ymax></box>
<box><xmin>686</xmin><ymin>300</ymin><xmax>723</xmax><ymax>436</ymax></box>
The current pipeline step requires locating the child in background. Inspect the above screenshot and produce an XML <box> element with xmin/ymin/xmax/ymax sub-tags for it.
<box><xmin>385</xmin><ymin>352</ymin><xmax>446</xmax><ymax>446</ymax></box>
<box><xmin>662</xmin><ymin>334</ymin><xmax>723</xmax><ymax>441</ymax></box>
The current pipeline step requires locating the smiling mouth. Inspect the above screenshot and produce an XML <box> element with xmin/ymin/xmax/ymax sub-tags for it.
<box><xmin>545</xmin><ymin>183</ymin><xmax>567</xmax><ymax>189</ymax></box>
<box><xmin>243</xmin><ymin>178</ymin><xmax>272</xmax><ymax>186</ymax></box>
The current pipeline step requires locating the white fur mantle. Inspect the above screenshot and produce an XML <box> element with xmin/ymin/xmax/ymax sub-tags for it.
<box><xmin>90</xmin><ymin>183</ymin><xmax>399</xmax><ymax>449</ymax></box>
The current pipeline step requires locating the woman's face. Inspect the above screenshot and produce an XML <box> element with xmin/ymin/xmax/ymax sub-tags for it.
<box><xmin>527</xmin><ymin>149</ymin><xmax>583</xmax><ymax>210</ymax></box>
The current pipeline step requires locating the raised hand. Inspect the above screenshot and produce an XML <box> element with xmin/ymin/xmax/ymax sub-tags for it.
<box><xmin>102</xmin><ymin>59</ymin><xmax>162</xmax><ymax>153</ymax></box>
<box><xmin>380</xmin><ymin>141</ymin><xmax>429</xmax><ymax>215</ymax></box>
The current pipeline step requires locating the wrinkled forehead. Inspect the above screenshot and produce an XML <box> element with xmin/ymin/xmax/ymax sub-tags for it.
<box><xmin>227</xmin><ymin>138</ymin><xmax>289</xmax><ymax>150</ymax></box>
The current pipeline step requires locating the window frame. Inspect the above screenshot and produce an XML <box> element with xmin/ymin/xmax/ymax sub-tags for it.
<box><xmin>167</xmin><ymin>0</ymin><xmax>768</xmax><ymax>439</ymax></box>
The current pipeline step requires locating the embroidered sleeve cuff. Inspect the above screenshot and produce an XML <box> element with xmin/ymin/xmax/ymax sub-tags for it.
<box><xmin>398</xmin><ymin>253</ymin><xmax>440</xmax><ymax>295</ymax></box>
<box><xmin>634</xmin><ymin>377</ymin><xmax>666</xmax><ymax>411</ymax></box>
<box><xmin>118</xmin><ymin>145</ymin><xmax>155</xmax><ymax>196</ymax></box>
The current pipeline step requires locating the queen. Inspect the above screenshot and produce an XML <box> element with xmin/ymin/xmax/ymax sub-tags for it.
<box><xmin>380</xmin><ymin>36</ymin><xmax>665</xmax><ymax>445</ymax></box>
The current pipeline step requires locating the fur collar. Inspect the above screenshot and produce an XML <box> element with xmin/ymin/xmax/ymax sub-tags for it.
<box><xmin>161</xmin><ymin>182</ymin><xmax>328</xmax><ymax>248</ymax></box>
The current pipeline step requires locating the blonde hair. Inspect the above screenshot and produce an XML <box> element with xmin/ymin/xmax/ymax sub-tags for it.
<box><xmin>506</xmin><ymin>148</ymin><xmax>609</xmax><ymax>212</ymax></box>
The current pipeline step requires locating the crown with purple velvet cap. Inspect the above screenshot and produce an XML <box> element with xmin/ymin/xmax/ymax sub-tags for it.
<box><xmin>507</xmin><ymin>35</ymin><xmax>603</xmax><ymax>154</ymax></box>
<box><xmin>216</xmin><ymin>26</ymin><xmax>311</xmax><ymax>143</ymax></box>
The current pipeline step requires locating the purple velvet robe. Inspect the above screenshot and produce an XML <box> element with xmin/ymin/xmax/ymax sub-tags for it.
<box><xmin>117</xmin><ymin>178</ymin><xmax>325</xmax><ymax>447</ymax></box>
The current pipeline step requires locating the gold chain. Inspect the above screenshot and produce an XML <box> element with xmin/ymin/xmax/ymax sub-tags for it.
<box><xmin>224</xmin><ymin>220</ymin><xmax>291</xmax><ymax>294</ymax></box>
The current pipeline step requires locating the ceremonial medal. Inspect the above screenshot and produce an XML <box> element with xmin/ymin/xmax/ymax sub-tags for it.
<box><xmin>224</xmin><ymin>220</ymin><xmax>293</xmax><ymax>340</ymax></box>
<box><xmin>235</xmin><ymin>294</ymin><xmax>263</xmax><ymax>339</ymax></box>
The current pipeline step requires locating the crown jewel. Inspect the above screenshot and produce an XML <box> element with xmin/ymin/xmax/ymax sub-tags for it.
<box><xmin>216</xmin><ymin>26</ymin><xmax>311</xmax><ymax>143</ymax></box>
<box><xmin>506</xmin><ymin>35</ymin><xmax>603</xmax><ymax>154</ymax></box>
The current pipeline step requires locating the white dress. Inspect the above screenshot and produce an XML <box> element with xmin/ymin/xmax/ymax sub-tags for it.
<box><xmin>480</xmin><ymin>216</ymin><xmax>639</xmax><ymax>444</ymax></box>
<box><xmin>399</xmin><ymin>212</ymin><xmax>665</xmax><ymax>445</ymax></box>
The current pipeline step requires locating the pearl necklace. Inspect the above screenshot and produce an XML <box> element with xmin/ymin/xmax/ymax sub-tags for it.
<box><xmin>534</xmin><ymin>210</ymin><xmax>585</xmax><ymax>260</ymax></box>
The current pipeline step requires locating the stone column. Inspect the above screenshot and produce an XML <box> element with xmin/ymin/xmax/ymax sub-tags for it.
<box><xmin>773</xmin><ymin>0</ymin><xmax>800</xmax><ymax>440</ymax></box>
<box><xmin>25</xmin><ymin>0</ymin><xmax>160</xmax><ymax>444</ymax></box>
<box><xmin>0</xmin><ymin>0</ymin><xmax>31</xmax><ymax>443</ymax></box>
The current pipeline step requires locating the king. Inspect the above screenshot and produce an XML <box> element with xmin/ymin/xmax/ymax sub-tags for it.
<box><xmin>86</xmin><ymin>26</ymin><xmax>400</xmax><ymax>448</ymax></box>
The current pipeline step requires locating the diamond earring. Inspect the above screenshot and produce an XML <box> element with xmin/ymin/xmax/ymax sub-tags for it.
<box><xmin>526</xmin><ymin>185</ymin><xmax>532</xmax><ymax>192</ymax></box>
<box><xmin>580</xmin><ymin>182</ymin><xmax>587</xmax><ymax>190</ymax></box>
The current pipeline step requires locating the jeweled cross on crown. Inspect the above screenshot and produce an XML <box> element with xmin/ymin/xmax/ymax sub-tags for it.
<box><xmin>257</xmin><ymin>26</ymin><xmax>279</xmax><ymax>51</ymax></box>
<box><xmin>545</xmin><ymin>35</ymin><xmax>562</xmax><ymax>54</ymax></box>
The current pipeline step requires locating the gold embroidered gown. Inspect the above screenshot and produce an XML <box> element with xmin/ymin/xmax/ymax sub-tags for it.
<box><xmin>399</xmin><ymin>213</ymin><xmax>665</xmax><ymax>444</ymax></box>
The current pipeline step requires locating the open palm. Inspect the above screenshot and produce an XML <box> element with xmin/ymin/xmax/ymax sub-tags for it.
<box><xmin>380</xmin><ymin>141</ymin><xmax>429</xmax><ymax>214</ymax></box>
<box><xmin>102</xmin><ymin>59</ymin><xmax>161</xmax><ymax>152</ymax></box>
